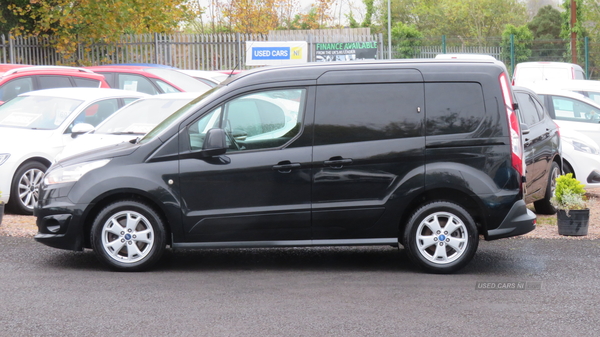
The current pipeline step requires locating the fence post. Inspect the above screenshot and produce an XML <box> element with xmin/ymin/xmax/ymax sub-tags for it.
<box><xmin>510</xmin><ymin>34</ymin><xmax>515</xmax><ymax>76</ymax></box>
<box><xmin>442</xmin><ymin>35</ymin><xmax>446</xmax><ymax>54</ymax></box>
<box><xmin>308</xmin><ymin>33</ymin><xmax>313</xmax><ymax>62</ymax></box>
<box><xmin>9</xmin><ymin>33</ymin><xmax>14</xmax><ymax>64</ymax></box>
<box><xmin>1</xmin><ymin>34</ymin><xmax>5</xmax><ymax>63</ymax></box>
<box><xmin>378</xmin><ymin>33</ymin><xmax>384</xmax><ymax>59</ymax></box>
<box><xmin>237</xmin><ymin>32</ymin><xmax>242</xmax><ymax>70</ymax></box>
<box><xmin>154</xmin><ymin>33</ymin><xmax>159</xmax><ymax>64</ymax></box>
<box><xmin>585</xmin><ymin>36</ymin><xmax>589</xmax><ymax>79</ymax></box>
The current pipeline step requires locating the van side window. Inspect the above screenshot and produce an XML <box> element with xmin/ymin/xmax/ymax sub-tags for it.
<box><xmin>188</xmin><ymin>88</ymin><xmax>306</xmax><ymax>151</ymax></box>
<box><xmin>314</xmin><ymin>83</ymin><xmax>423</xmax><ymax>145</ymax></box>
<box><xmin>425</xmin><ymin>83</ymin><xmax>485</xmax><ymax>135</ymax></box>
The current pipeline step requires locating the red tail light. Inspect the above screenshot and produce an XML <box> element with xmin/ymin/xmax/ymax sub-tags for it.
<box><xmin>499</xmin><ymin>73</ymin><xmax>524</xmax><ymax>179</ymax></box>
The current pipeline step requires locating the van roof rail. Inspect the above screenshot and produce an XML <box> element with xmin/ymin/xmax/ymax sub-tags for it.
<box><xmin>3</xmin><ymin>66</ymin><xmax>94</xmax><ymax>77</ymax></box>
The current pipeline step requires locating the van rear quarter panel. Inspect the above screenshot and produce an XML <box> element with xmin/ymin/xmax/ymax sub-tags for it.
<box><xmin>420</xmin><ymin>64</ymin><xmax>522</xmax><ymax>233</ymax></box>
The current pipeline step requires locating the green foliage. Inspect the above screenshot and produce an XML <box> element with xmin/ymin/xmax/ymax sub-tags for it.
<box><xmin>500</xmin><ymin>24</ymin><xmax>533</xmax><ymax>64</ymax></box>
<box><xmin>378</xmin><ymin>0</ymin><xmax>527</xmax><ymax>44</ymax></box>
<box><xmin>391</xmin><ymin>22</ymin><xmax>422</xmax><ymax>58</ymax></box>
<box><xmin>361</xmin><ymin>0</ymin><xmax>375</xmax><ymax>27</ymax></box>
<box><xmin>551</xmin><ymin>173</ymin><xmax>588</xmax><ymax>210</ymax></box>
<box><xmin>527</xmin><ymin>5</ymin><xmax>565</xmax><ymax>61</ymax></box>
<box><xmin>8</xmin><ymin>0</ymin><xmax>195</xmax><ymax>63</ymax></box>
<box><xmin>560</xmin><ymin>0</ymin><xmax>587</xmax><ymax>62</ymax></box>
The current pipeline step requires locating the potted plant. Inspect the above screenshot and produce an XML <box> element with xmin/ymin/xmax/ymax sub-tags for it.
<box><xmin>551</xmin><ymin>173</ymin><xmax>589</xmax><ymax>236</ymax></box>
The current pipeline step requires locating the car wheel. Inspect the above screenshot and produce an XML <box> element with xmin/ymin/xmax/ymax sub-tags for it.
<box><xmin>403</xmin><ymin>201</ymin><xmax>479</xmax><ymax>274</ymax></box>
<box><xmin>91</xmin><ymin>200</ymin><xmax>167</xmax><ymax>271</ymax></box>
<box><xmin>7</xmin><ymin>161</ymin><xmax>48</xmax><ymax>215</ymax></box>
<box><xmin>533</xmin><ymin>161</ymin><xmax>560</xmax><ymax>215</ymax></box>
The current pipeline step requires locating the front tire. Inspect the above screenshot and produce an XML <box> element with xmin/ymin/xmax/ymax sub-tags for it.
<box><xmin>7</xmin><ymin>161</ymin><xmax>48</xmax><ymax>215</ymax></box>
<box><xmin>91</xmin><ymin>200</ymin><xmax>167</xmax><ymax>271</ymax></box>
<box><xmin>403</xmin><ymin>201</ymin><xmax>478</xmax><ymax>274</ymax></box>
<box><xmin>533</xmin><ymin>161</ymin><xmax>559</xmax><ymax>215</ymax></box>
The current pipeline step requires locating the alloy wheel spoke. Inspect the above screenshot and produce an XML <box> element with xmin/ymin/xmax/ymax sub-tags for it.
<box><xmin>447</xmin><ymin>237</ymin><xmax>466</xmax><ymax>252</ymax></box>
<box><xmin>417</xmin><ymin>235</ymin><xmax>437</xmax><ymax>249</ymax></box>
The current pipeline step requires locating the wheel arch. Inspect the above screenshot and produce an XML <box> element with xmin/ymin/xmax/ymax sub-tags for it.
<box><xmin>81</xmin><ymin>190</ymin><xmax>173</xmax><ymax>249</ymax></box>
<box><xmin>398</xmin><ymin>188</ymin><xmax>483</xmax><ymax>244</ymax></box>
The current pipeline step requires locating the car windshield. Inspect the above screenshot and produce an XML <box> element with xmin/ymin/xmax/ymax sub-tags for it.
<box><xmin>140</xmin><ymin>86</ymin><xmax>221</xmax><ymax>144</ymax></box>
<box><xmin>96</xmin><ymin>97</ymin><xmax>195</xmax><ymax>135</ymax></box>
<box><xmin>0</xmin><ymin>95</ymin><xmax>83</xmax><ymax>130</ymax></box>
<box><xmin>145</xmin><ymin>68</ymin><xmax>213</xmax><ymax>93</ymax></box>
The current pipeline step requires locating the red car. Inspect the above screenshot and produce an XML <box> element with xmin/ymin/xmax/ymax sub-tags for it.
<box><xmin>0</xmin><ymin>65</ymin><xmax>110</xmax><ymax>105</ymax></box>
<box><xmin>85</xmin><ymin>65</ymin><xmax>212</xmax><ymax>95</ymax></box>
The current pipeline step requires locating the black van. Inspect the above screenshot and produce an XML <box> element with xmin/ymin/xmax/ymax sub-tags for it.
<box><xmin>34</xmin><ymin>60</ymin><xmax>536</xmax><ymax>273</ymax></box>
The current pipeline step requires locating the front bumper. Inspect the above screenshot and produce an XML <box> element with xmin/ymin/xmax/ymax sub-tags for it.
<box><xmin>485</xmin><ymin>199</ymin><xmax>536</xmax><ymax>240</ymax></box>
<box><xmin>34</xmin><ymin>200</ymin><xmax>85</xmax><ymax>251</ymax></box>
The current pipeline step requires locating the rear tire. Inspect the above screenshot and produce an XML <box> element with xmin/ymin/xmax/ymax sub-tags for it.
<box><xmin>403</xmin><ymin>201</ymin><xmax>479</xmax><ymax>274</ymax></box>
<box><xmin>7</xmin><ymin>161</ymin><xmax>48</xmax><ymax>215</ymax></box>
<box><xmin>533</xmin><ymin>161</ymin><xmax>559</xmax><ymax>215</ymax></box>
<box><xmin>91</xmin><ymin>200</ymin><xmax>166</xmax><ymax>271</ymax></box>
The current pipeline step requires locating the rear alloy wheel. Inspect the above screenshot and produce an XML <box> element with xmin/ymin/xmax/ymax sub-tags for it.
<box><xmin>534</xmin><ymin>161</ymin><xmax>560</xmax><ymax>215</ymax></box>
<box><xmin>404</xmin><ymin>201</ymin><xmax>478</xmax><ymax>274</ymax></box>
<box><xmin>91</xmin><ymin>200</ymin><xmax>166</xmax><ymax>271</ymax></box>
<box><xmin>7</xmin><ymin>161</ymin><xmax>48</xmax><ymax>215</ymax></box>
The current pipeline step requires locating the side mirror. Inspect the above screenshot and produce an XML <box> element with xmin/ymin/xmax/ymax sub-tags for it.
<box><xmin>520</xmin><ymin>123</ymin><xmax>530</xmax><ymax>136</ymax></box>
<box><xmin>71</xmin><ymin>123</ymin><xmax>95</xmax><ymax>138</ymax></box>
<box><xmin>201</xmin><ymin>128</ymin><xmax>227</xmax><ymax>157</ymax></box>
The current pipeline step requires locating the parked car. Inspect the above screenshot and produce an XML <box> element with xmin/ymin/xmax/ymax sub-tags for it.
<box><xmin>513</xmin><ymin>61</ymin><xmax>586</xmax><ymax>87</ymax></box>
<box><xmin>34</xmin><ymin>60</ymin><xmax>536</xmax><ymax>273</ymax></box>
<box><xmin>178</xmin><ymin>70</ymin><xmax>230</xmax><ymax>87</ymax></box>
<box><xmin>512</xmin><ymin>86</ymin><xmax>561</xmax><ymax>214</ymax></box>
<box><xmin>0</xmin><ymin>65</ymin><xmax>110</xmax><ymax>105</ymax></box>
<box><xmin>534</xmin><ymin>79</ymin><xmax>600</xmax><ymax>104</ymax></box>
<box><xmin>56</xmin><ymin>92</ymin><xmax>200</xmax><ymax>161</ymax></box>
<box><xmin>527</xmin><ymin>86</ymin><xmax>600</xmax><ymax>147</ymax></box>
<box><xmin>85</xmin><ymin>65</ymin><xmax>212</xmax><ymax>95</ymax></box>
<box><xmin>559</xmin><ymin>127</ymin><xmax>600</xmax><ymax>188</ymax></box>
<box><xmin>0</xmin><ymin>88</ymin><xmax>148</xmax><ymax>214</ymax></box>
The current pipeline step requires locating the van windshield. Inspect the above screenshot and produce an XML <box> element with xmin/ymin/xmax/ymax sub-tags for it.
<box><xmin>139</xmin><ymin>86</ymin><xmax>220</xmax><ymax>144</ymax></box>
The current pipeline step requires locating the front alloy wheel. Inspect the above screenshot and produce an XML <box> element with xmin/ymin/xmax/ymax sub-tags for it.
<box><xmin>404</xmin><ymin>201</ymin><xmax>478</xmax><ymax>274</ymax></box>
<box><xmin>92</xmin><ymin>200</ymin><xmax>166</xmax><ymax>271</ymax></box>
<box><xmin>8</xmin><ymin>161</ymin><xmax>48</xmax><ymax>215</ymax></box>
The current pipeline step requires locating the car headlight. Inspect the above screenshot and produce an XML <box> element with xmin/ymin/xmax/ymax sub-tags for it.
<box><xmin>44</xmin><ymin>159</ymin><xmax>110</xmax><ymax>185</ymax></box>
<box><xmin>0</xmin><ymin>153</ymin><xmax>9</xmax><ymax>166</ymax></box>
<box><xmin>572</xmin><ymin>140</ymin><xmax>599</xmax><ymax>155</ymax></box>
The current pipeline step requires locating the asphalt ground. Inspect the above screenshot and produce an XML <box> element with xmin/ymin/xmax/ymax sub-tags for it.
<box><xmin>1</xmin><ymin>236</ymin><xmax>599</xmax><ymax>336</ymax></box>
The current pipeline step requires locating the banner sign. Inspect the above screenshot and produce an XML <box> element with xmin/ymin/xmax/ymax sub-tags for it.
<box><xmin>315</xmin><ymin>41</ymin><xmax>378</xmax><ymax>62</ymax></box>
<box><xmin>246</xmin><ymin>41</ymin><xmax>308</xmax><ymax>66</ymax></box>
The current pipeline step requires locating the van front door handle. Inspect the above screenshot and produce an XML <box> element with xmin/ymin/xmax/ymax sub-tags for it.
<box><xmin>324</xmin><ymin>157</ymin><xmax>353</xmax><ymax>169</ymax></box>
<box><xmin>272</xmin><ymin>161</ymin><xmax>301</xmax><ymax>173</ymax></box>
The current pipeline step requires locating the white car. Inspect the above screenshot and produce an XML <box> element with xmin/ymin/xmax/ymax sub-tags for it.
<box><xmin>513</xmin><ymin>61</ymin><xmax>586</xmax><ymax>87</ymax></box>
<box><xmin>533</xmin><ymin>79</ymin><xmax>600</xmax><ymax>104</ymax></box>
<box><xmin>0</xmin><ymin>88</ymin><xmax>148</xmax><ymax>214</ymax></box>
<box><xmin>57</xmin><ymin>92</ymin><xmax>200</xmax><ymax>161</ymax></box>
<box><xmin>177</xmin><ymin>70</ymin><xmax>231</xmax><ymax>87</ymax></box>
<box><xmin>559</xmin><ymin>127</ymin><xmax>600</xmax><ymax>188</ymax></box>
<box><xmin>525</xmin><ymin>86</ymin><xmax>600</xmax><ymax>147</ymax></box>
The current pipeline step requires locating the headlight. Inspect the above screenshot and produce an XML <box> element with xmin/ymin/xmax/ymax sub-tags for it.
<box><xmin>44</xmin><ymin>159</ymin><xmax>110</xmax><ymax>185</ymax></box>
<box><xmin>573</xmin><ymin>140</ymin><xmax>599</xmax><ymax>155</ymax></box>
<box><xmin>0</xmin><ymin>153</ymin><xmax>9</xmax><ymax>166</ymax></box>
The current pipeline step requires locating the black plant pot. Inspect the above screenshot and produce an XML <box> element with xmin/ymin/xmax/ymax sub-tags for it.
<box><xmin>557</xmin><ymin>209</ymin><xmax>589</xmax><ymax>236</ymax></box>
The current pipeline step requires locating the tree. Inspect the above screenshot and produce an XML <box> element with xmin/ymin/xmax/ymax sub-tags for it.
<box><xmin>0</xmin><ymin>0</ymin><xmax>36</xmax><ymax>35</ymax></box>
<box><xmin>527</xmin><ymin>5</ymin><xmax>565</xmax><ymax>61</ymax></box>
<box><xmin>391</xmin><ymin>22</ymin><xmax>422</xmax><ymax>58</ymax></box>
<box><xmin>501</xmin><ymin>24</ymin><xmax>533</xmax><ymax>72</ymax></box>
<box><xmin>8</xmin><ymin>0</ymin><xmax>195</xmax><ymax>62</ymax></box>
<box><xmin>560</xmin><ymin>0</ymin><xmax>586</xmax><ymax>63</ymax></box>
<box><xmin>377</xmin><ymin>0</ymin><xmax>528</xmax><ymax>45</ymax></box>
